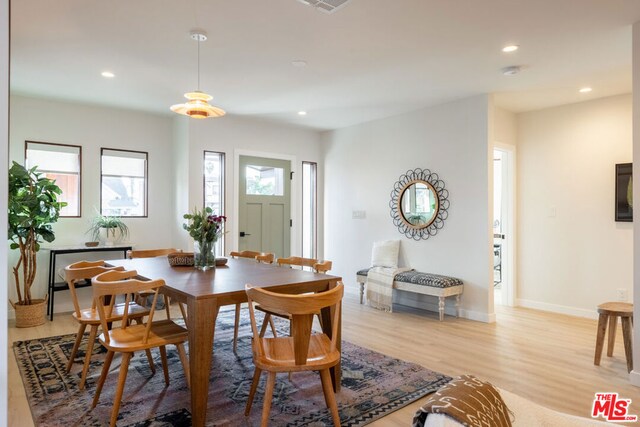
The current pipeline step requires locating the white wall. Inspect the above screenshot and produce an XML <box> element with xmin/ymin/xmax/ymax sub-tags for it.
<box><xmin>517</xmin><ymin>94</ymin><xmax>633</xmax><ymax>318</ymax></box>
<box><xmin>1</xmin><ymin>0</ymin><xmax>9</xmax><ymax>422</ymax></box>
<box><xmin>631</xmin><ymin>21</ymin><xmax>640</xmax><ymax>388</ymax></box>
<box><xmin>8</xmin><ymin>95</ymin><xmax>175</xmax><ymax>314</ymax></box>
<box><xmin>495</xmin><ymin>106</ymin><xmax>517</xmax><ymax>146</ymax></box>
<box><xmin>180</xmin><ymin>116</ymin><xmax>323</xmax><ymax>257</ymax></box>
<box><xmin>323</xmin><ymin>95</ymin><xmax>494</xmax><ymax>322</ymax></box>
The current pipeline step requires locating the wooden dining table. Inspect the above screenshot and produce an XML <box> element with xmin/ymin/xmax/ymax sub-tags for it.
<box><xmin>108</xmin><ymin>256</ymin><xmax>342</xmax><ymax>427</ymax></box>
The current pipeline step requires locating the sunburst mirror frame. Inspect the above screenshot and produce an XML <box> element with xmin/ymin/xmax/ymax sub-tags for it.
<box><xmin>389</xmin><ymin>168</ymin><xmax>450</xmax><ymax>240</ymax></box>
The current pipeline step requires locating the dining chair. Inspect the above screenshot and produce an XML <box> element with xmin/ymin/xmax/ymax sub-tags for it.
<box><xmin>128</xmin><ymin>248</ymin><xmax>182</xmax><ymax>319</ymax></box>
<box><xmin>64</xmin><ymin>260</ymin><xmax>154</xmax><ymax>389</ymax></box>
<box><xmin>260</xmin><ymin>258</ymin><xmax>333</xmax><ymax>338</ymax></box>
<box><xmin>244</xmin><ymin>282</ymin><xmax>344</xmax><ymax>427</ymax></box>
<box><xmin>90</xmin><ymin>269</ymin><xmax>190</xmax><ymax>427</ymax></box>
<box><xmin>229</xmin><ymin>250</ymin><xmax>276</xmax><ymax>351</ymax></box>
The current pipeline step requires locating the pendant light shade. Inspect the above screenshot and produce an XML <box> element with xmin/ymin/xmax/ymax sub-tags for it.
<box><xmin>171</xmin><ymin>30</ymin><xmax>225</xmax><ymax>119</ymax></box>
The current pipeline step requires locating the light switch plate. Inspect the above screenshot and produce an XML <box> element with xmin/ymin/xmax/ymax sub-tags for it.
<box><xmin>352</xmin><ymin>210</ymin><xmax>366</xmax><ymax>219</ymax></box>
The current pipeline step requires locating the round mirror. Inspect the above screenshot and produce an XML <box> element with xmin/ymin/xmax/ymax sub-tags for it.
<box><xmin>399</xmin><ymin>180</ymin><xmax>439</xmax><ymax>229</ymax></box>
<box><xmin>389</xmin><ymin>168</ymin><xmax>449</xmax><ymax>240</ymax></box>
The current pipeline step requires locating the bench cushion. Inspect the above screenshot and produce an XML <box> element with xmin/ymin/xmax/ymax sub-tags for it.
<box><xmin>357</xmin><ymin>268</ymin><xmax>463</xmax><ymax>288</ymax></box>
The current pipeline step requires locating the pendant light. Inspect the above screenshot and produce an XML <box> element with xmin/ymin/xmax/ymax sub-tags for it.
<box><xmin>171</xmin><ymin>30</ymin><xmax>225</xmax><ymax>119</ymax></box>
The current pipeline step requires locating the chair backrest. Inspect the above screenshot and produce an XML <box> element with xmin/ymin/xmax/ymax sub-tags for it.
<box><xmin>91</xmin><ymin>269</ymin><xmax>165</xmax><ymax>345</ymax></box>
<box><xmin>313</xmin><ymin>260</ymin><xmax>332</xmax><ymax>274</ymax></box>
<box><xmin>276</xmin><ymin>256</ymin><xmax>318</xmax><ymax>270</ymax></box>
<box><xmin>230</xmin><ymin>250</ymin><xmax>274</xmax><ymax>264</ymax></box>
<box><xmin>127</xmin><ymin>248</ymin><xmax>180</xmax><ymax>259</ymax></box>
<box><xmin>64</xmin><ymin>260</ymin><xmax>124</xmax><ymax>316</ymax></box>
<box><xmin>246</xmin><ymin>282</ymin><xmax>344</xmax><ymax>365</ymax></box>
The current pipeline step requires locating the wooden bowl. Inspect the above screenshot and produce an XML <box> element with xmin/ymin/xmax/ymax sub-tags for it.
<box><xmin>85</xmin><ymin>241</ymin><xmax>99</xmax><ymax>247</ymax></box>
<box><xmin>215</xmin><ymin>257</ymin><xmax>228</xmax><ymax>266</ymax></box>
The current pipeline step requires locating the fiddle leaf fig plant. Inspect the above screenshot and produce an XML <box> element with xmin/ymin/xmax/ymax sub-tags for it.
<box><xmin>8</xmin><ymin>161</ymin><xmax>66</xmax><ymax>305</ymax></box>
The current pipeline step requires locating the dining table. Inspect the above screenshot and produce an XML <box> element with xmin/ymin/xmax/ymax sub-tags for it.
<box><xmin>108</xmin><ymin>256</ymin><xmax>343</xmax><ymax>427</ymax></box>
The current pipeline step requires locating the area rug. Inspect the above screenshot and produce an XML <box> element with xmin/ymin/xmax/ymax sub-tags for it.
<box><xmin>13</xmin><ymin>309</ymin><xmax>450</xmax><ymax>426</ymax></box>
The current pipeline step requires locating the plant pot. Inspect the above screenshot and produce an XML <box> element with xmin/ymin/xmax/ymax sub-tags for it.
<box><xmin>12</xmin><ymin>297</ymin><xmax>47</xmax><ymax>328</ymax></box>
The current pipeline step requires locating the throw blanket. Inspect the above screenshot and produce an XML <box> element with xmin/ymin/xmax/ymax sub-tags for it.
<box><xmin>413</xmin><ymin>375</ymin><xmax>513</xmax><ymax>427</ymax></box>
<box><xmin>366</xmin><ymin>267</ymin><xmax>412</xmax><ymax>312</ymax></box>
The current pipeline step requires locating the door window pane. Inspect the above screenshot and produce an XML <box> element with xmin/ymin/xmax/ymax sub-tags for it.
<box><xmin>25</xmin><ymin>141</ymin><xmax>81</xmax><ymax>217</ymax></box>
<box><xmin>302</xmin><ymin>162</ymin><xmax>317</xmax><ymax>259</ymax></box>
<box><xmin>245</xmin><ymin>165</ymin><xmax>284</xmax><ymax>196</ymax></box>
<box><xmin>101</xmin><ymin>148</ymin><xmax>147</xmax><ymax>217</ymax></box>
<box><xmin>204</xmin><ymin>151</ymin><xmax>225</xmax><ymax>255</ymax></box>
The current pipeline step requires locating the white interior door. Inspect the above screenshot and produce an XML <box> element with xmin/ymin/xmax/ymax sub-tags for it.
<box><xmin>239</xmin><ymin>155</ymin><xmax>291</xmax><ymax>258</ymax></box>
<box><xmin>493</xmin><ymin>147</ymin><xmax>516</xmax><ymax>306</ymax></box>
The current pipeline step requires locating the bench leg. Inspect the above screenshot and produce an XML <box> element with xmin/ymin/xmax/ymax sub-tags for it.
<box><xmin>455</xmin><ymin>295</ymin><xmax>461</xmax><ymax>318</ymax></box>
<box><xmin>359</xmin><ymin>282</ymin><xmax>364</xmax><ymax>304</ymax></box>
<box><xmin>438</xmin><ymin>297</ymin><xmax>445</xmax><ymax>321</ymax></box>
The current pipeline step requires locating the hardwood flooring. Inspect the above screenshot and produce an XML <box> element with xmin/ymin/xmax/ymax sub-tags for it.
<box><xmin>7</xmin><ymin>290</ymin><xmax>639</xmax><ymax>426</ymax></box>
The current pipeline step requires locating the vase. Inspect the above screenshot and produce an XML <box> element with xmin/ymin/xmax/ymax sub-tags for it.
<box><xmin>194</xmin><ymin>239</ymin><xmax>216</xmax><ymax>271</ymax></box>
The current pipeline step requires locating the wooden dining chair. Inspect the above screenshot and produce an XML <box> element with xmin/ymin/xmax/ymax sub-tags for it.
<box><xmin>244</xmin><ymin>282</ymin><xmax>344</xmax><ymax>427</ymax></box>
<box><xmin>229</xmin><ymin>250</ymin><xmax>276</xmax><ymax>351</ymax></box>
<box><xmin>128</xmin><ymin>248</ymin><xmax>182</xmax><ymax>319</ymax></box>
<box><xmin>64</xmin><ymin>260</ymin><xmax>154</xmax><ymax>389</ymax></box>
<box><xmin>259</xmin><ymin>258</ymin><xmax>333</xmax><ymax>338</ymax></box>
<box><xmin>90</xmin><ymin>269</ymin><xmax>190</xmax><ymax>427</ymax></box>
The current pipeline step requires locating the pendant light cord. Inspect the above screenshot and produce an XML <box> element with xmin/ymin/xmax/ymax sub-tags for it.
<box><xmin>197</xmin><ymin>37</ymin><xmax>201</xmax><ymax>91</ymax></box>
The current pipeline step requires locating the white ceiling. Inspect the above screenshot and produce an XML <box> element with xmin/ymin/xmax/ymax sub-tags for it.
<box><xmin>10</xmin><ymin>0</ymin><xmax>640</xmax><ymax>130</ymax></box>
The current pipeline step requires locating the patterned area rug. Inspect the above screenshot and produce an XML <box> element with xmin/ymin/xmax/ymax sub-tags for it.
<box><xmin>13</xmin><ymin>309</ymin><xmax>450</xmax><ymax>426</ymax></box>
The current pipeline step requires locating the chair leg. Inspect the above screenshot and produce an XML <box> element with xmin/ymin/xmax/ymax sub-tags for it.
<box><xmin>92</xmin><ymin>350</ymin><xmax>114</xmax><ymax>409</ymax></box>
<box><xmin>176</xmin><ymin>343</ymin><xmax>190</xmax><ymax>388</ymax></box>
<box><xmin>234</xmin><ymin>303</ymin><xmax>241</xmax><ymax>352</ymax></box>
<box><xmin>594</xmin><ymin>313</ymin><xmax>608</xmax><ymax>366</ymax></box>
<box><xmin>621</xmin><ymin>317</ymin><xmax>634</xmax><ymax>373</ymax></box>
<box><xmin>320</xmin><ymin>369</ymin><xmax>341</xmax><ymax>426</ymax></box>
<box><xmin>607</xmin><ymin>315</ymin><xmax>618</xmax><ymax>357</ymax></box>
<box><xmin>144</xmin><ymin>349</ymin><xmax>156</xmax><ymax>374</ymax></box>
<box><xmin>159</xmin><ymin>345</ymin><xmax>170</xmax><ymax>386</ymax></box>
<box><xmin>245</xmin><ymin>367</ymin><xmax>262</xmax><ymax>416</ymax></box>
<box><xmin>260</xmin><ymin>372</ymin><xmax>276</xmax><ymax>427</ymax></box>
<box><xmin>79</xmin><ymin>325</ymin><xmax>98</xmax><ymax>389</ymax></box>
<box><xmin>66</xmin><ymin>323</ymin><xmax>87</xmax><ymax>373</ymax></box>
<box><xmin>109</xmin><ymin>352</ymin><xmax>132</xmax><ymax>427</ymax></box>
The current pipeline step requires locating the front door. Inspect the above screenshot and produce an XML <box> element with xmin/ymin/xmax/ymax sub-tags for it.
<box><xmin>239</xmin><ymin>155</ymin><xmax>291</xmax><ymax>258</ymax></box>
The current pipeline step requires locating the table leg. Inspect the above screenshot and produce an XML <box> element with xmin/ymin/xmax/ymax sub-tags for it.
<box><xmin>187</xmin><ymin>297</ymin><xmax>219</xmax><ymax>427</ymax></box>
<box><xmin>48</xmin><ymin>251</ymin><xmax>56</xmax><ymax>321</ymax></box>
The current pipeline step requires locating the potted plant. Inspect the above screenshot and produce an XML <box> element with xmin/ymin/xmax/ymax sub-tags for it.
<box><xmin>87</xmin><ymin>213</ymin><xmax>129</xmax><ymax>246</ymax></box>
<box><xmin>8</xmin><ymin>161</ymin><xmax>66</xmax><ymax>327</ymax></box>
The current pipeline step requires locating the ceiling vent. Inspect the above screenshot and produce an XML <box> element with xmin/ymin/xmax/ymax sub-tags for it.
<box><xmin>297</xmin><ymin>0</ymin><xmax>352</xmax><ymax>14</ymax></box>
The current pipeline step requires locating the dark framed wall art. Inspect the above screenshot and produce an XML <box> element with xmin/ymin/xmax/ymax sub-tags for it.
<box><xmin>615</xmin><ymin>163</ymin><xmax>632</xmax><ymax>222</ymax></box>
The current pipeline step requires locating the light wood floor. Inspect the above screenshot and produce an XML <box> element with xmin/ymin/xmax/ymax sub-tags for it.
<box><xmin>7</xmin><ymin>291</ymin><xmax>639</xmax><ymax>426</ymax></box>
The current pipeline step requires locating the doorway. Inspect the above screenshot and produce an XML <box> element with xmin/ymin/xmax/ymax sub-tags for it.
<box><xmin>493</xmin><ymin>146</ymin><xmax>516</xmax><ymax>306</ymax></box>
<box><xmin>238</xmin><ymin>155</ymin><xmax>291</xmax><ymax>258</ymax></box>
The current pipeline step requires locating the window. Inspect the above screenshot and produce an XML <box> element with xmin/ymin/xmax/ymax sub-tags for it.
<box><xmin>302</xmin><ymin>161</ymin><xmax>317</xmax><ymax>259</ymax></box>
<box><xmin>25</xmin><ymin>141</ymin><xmax>81</xmax><ymax>217</ymax></box>
<box><xmin>204</xmin><ymin>151</ymin><xmax>225</xmax><ymax>254</ymax></box>
<box><xmin>245</xmin><ymin>165</ymin><xmax>284</xmax><ymax>196</ymax></box>
<box><xmin>101</xmin><ymin>148</ymin><xmax>147</xmax><ymax>217</ymax></box>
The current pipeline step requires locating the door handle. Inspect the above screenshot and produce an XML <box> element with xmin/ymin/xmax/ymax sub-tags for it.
<box><xmin>240</xmin><ymin>231</ymin><xmax>252</xmax><ymax>237</ymax></box>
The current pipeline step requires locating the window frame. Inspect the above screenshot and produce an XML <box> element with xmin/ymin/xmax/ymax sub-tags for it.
<box><xmin>24</xmin><ymin>140</ymin><xmax>82</xmax><ymax>218</ymax></box>
<box><xmin>301</xmin><ymin>161</ymin><xmax>318</xmax><ymax>259</ymax></box>
<box><xmin>100</xmin><ymin>147</ymin><xmax>148</xmax><ymax>218</ymax></box>
<box><xmin>203</xmin><ymin>150</ymin><xmax>226</xmax><ymax>255</ymax></box>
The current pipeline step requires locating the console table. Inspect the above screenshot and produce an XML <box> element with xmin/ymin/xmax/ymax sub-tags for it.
<box><xmin>43</xmin><ymin>244</ymin><xmax>132</xmax><ymax>321</ymax></box>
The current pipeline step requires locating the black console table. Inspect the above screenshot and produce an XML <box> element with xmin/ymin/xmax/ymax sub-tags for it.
<box><xmin>44</xmin><ymin>244</ymin><xmax>132</xmax><ymax>321</ymax></box>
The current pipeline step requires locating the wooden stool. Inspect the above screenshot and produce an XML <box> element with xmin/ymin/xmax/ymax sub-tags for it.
<box><xmin>594</xmin><ymin>302</ymin><xmax>634</xmax><ymax>372</ymax></box>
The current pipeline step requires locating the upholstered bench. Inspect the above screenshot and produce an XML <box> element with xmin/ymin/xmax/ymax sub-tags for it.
<box><xmin>356</xmin><ymin>268</ymin><xmax>463</xmax><ymax>321</ymax></box>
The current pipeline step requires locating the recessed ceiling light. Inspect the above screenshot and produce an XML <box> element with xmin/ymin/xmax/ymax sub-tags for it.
<box><xmin>579</xmin><ymin>87</ymin><xmax>593</xmax><ymax>93</ymax></box>
<box><xmin>502</xmin><ymin>45</ymin><xmax>519</xmax><ymax>53</ymax></box>
<box><xmin>292</xmin><ymin>60</ymin><xmax>308</xmax><ymax>68</ymax></box>
<box><xmin>298</xmin><ymin>111</ymin><xmax>307</xmax><ymax>116</ymax></box>
<box><xmin>101</xmin><ymin>71</ymin><xmax>115</xmax><ymax>78</ymax></box>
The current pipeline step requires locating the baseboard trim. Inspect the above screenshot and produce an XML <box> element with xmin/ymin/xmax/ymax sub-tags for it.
<box><xmin>517</xmin><ymin>298</ymin><xmax>598</xmax><ymax>319</ymax></box>
<box><xmin>630</xmin><ymin>370</ymin><xmax>640</xmax><ymax>388</ymax></box>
